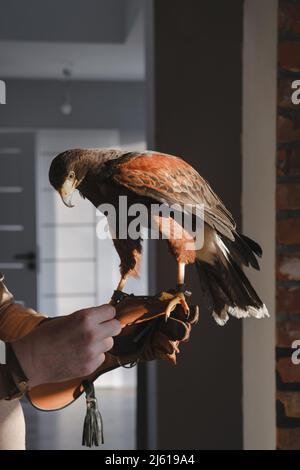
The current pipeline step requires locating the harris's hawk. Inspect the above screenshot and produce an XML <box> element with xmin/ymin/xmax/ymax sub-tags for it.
<box><xmin>49</xmin><ymin>149</ymin><xmax>269</xmax><ymax>325</ymax></box>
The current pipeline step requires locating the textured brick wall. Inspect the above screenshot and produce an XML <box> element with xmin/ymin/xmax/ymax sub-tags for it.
<box><xmin>277</xmin><ymin>0</ymin><xmax>300</xmax><ymax>450</ymax></box>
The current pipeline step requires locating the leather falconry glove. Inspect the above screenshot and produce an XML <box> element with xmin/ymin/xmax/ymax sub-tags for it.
<box><xmin>26</xmin><ymin>291</ymin><xmax>199</xmax><ymax>447</ymax></box>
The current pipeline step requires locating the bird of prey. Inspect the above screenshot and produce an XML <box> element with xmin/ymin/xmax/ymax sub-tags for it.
<box><xmin>49</xmin><ymin>149</ymin><xmax>268</xmax><ymax>325</ymax></box>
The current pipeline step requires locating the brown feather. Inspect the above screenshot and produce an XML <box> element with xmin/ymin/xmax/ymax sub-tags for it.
<box><xmin>49</xmin><ymin>148</ymin><xmax>268</xmax><ymax>325</ymax></box>
<box><xmin>110</xmin><ymin>151</ymin><xmax>236</xmax><ymax>240</ymax></box>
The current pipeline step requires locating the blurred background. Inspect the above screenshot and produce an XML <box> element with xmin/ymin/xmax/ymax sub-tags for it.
<box><xmin>0</xmin><ymin>0</ymin><xmax>299</xmax><ymax>451</ymax></box>
<box><xmin>0</xmin><ymin>0</ymin><xmax>146</xmax><ymax>450</ymax></box>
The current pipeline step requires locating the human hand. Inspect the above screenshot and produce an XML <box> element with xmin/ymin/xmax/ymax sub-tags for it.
<box><xmin>88</xmin><ymin>296</ymin><xmax>199</xmax><ymax>382</ymax></box>
<box><xmin>110</xmin><ymin>299</ymin><xmax>199</xmax><ymax>365</ymax></box>
<box><xmin>26</xmin><ymin>296</ymin><xmax>198</xmax><ymax>413</ymax></box>
<box><xmin>11</xmin><ymin>305</ymin><xmax>121</xmax><ymax>387</ymax></box>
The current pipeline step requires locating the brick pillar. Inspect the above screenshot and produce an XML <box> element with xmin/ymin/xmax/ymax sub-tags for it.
<box><xmin>277</xmin><ymin>0</ymin><xmax>300</xmax><ymax>450</ymax></box>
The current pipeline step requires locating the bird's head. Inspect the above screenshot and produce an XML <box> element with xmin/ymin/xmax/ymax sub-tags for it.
<box><xmin>49</xmin><ymin>149</ymin><xmax>90</xmax><ymax>207</ymax></box>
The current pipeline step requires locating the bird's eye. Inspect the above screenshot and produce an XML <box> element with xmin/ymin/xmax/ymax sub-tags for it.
<box><xmin>68</xmin><ymin>171</ymin><xmax>75</xmax><ymax>179</ymax></box>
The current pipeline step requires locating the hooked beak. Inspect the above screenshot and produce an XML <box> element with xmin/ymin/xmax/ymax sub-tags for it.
<box><xmin>58</xmin><ymin>178</ymin><xmax>77</xmax><ymax>208</ymax></box>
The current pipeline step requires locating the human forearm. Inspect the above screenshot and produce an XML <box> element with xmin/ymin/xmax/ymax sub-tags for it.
<box><xmin>12</xmin><ymin>306</ymin><xmax>121</xmax><ymax>388</ymax></box>
<box><xmin>0</xmin><ymin>275</ymin><xmax>47</xmax><ymax>399</ymax></box>
<box><xmin>0</xmin><ymin>275</ymin><xmax>121</xmax><ymax>393</ymax></box>
<box><xmin>0</xmin><ymin>275</ymin><xmax>46</xmax><ymax>342</ymax></box>
<box><xmin>0</xmin><ymin>303</ymin><xmax>46</xmax><ymax>342</ymax></box>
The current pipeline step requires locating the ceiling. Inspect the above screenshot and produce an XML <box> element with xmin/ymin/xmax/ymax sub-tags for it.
<box><xmin>0</xmin><ymin>0</ymin><xmax>145</xmax><ymax>81</ymax></box>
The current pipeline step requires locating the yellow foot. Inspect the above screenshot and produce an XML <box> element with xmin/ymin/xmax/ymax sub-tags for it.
<box><xmin>159</xmin><ymin>291</ymin><xmax>190</xmax><ymax>321</ymax></box>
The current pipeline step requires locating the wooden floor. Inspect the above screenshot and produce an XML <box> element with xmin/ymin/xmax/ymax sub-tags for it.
<box><xmin>22</xmin><ymin>388</ymin><xmax>136</xmax><ymax>450</ymax></box>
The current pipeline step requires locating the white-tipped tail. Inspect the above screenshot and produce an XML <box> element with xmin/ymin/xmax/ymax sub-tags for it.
<box><xmin>227</xmin><ymin>303</ymin><xmax>269</xmax><ymax>320</ymax></box>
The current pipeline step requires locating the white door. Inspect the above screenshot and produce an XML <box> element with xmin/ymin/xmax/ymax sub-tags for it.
<box><xmin>0</xmin><ymin>132</ymin><xmax>37</xmax><ymax>307</ymax></box>
<box><xmin>0</xmin><ymin>132</ymin><xmax>38</xmax><ymax>448</ymax></box>
<box><xmin>0</xmin><ymin>131</ymin><xmax>37</xmax><ymax>365</ymax></box>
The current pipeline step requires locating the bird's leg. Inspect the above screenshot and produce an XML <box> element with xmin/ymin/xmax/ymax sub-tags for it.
<box><xmin>160</xmin><ymin>262</ymin><xmax>190</xmax><ymax>320</ymax></box>
<box><xmin>110</xmin><ymin>275</ymin><xmax>128</xmax><ymax>305</ymax></box>
<box><xmin>117</xmin><ymin>276</ymin><xmax>128</xmax><ymax>292</ymax></box>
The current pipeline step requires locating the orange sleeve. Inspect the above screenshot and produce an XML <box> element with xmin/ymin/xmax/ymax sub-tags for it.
<box><xmin>0</xmin><ymin>275</ymin><xmax>47</xmax><ymax>342</ymax></box>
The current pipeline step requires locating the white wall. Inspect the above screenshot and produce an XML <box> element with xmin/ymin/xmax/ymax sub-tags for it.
<box><xmin>242</xmin><ymin>0</ymin><xmax>277</xmax><ymax>450</ymax></box>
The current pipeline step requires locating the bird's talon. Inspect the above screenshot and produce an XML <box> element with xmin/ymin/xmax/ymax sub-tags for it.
<box><xmin>180</xmin><ymin>296</ymin><xmax>190</xmax><ymax>317</ymax></box>
<box><xmin>161</xmin><ymin>291</ymin><xmax>189</xmax><ymax>320</ymax></box>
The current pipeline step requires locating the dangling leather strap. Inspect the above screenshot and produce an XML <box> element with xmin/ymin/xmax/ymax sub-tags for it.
<box><xmin>81</xmin><ymin>380</ymin><xmax>104</xmax><ymax>447</ymax></box>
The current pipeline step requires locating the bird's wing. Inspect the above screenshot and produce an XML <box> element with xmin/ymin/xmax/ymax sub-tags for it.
<box><xmin>108</xmin><ymin>151</ymin><xmax>236</xmax><ymax>239</ymax></box>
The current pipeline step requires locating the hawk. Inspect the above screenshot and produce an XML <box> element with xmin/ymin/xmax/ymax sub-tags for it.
<box><xmin>49</xmin><ymin>149</ymin><xmax>268</xmax><ymax>325</ymax></box>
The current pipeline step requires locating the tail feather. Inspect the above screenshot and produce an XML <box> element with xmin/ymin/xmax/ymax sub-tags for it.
<box><xmin>196</xmin><ymin>231</ymin><xmax>269</xmax><ymax>326</ymax></box>
<box><xmin>221</xmin><ymin>232</ymin><xmax>261</xmax><ymax>270</ymax></box>
<box><xmin>239</xmin><ymin>233</ymin><xmax>263</xmax><ymax>258</ymax></box>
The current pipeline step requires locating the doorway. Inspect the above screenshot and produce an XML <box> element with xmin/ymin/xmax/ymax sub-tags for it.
<box><xmin>0</xmin><ymin>128</ymin><xmax>147</xmax><ymax>449</ymax></box>
<box><xmin>0</xmin><ymin>0</ymin><xmax>147</xmax><ymax>449</ymax></box>
<box><xmin>0</xmin><ymin>132</ymin><xmax>37</xmax><ymax>308</ymax></box>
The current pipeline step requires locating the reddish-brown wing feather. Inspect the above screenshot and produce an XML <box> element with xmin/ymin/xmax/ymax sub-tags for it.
<box><xmin>111</xmin><ymin>152</ymin><xmax>236</xmax><ymax>239</ymax></box>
